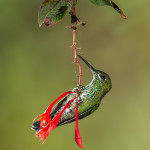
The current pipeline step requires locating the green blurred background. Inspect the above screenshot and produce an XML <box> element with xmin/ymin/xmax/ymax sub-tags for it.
<box><xmin>1</xmin><ymin>0</ymin><xmax>150</xmax><ymax>150</ymax></box>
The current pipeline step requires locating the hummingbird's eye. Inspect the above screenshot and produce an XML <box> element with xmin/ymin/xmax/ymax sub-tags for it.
<box><xmin>100</xmin><ymin>75</ymin><xmax>106</xmax><ymax>80</ymax></box>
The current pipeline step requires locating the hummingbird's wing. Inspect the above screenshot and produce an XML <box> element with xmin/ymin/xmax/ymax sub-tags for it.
<box><xmin>57</xmin><ymin>103</ymin><xmax>100</xmax><ymax>126</ymax></box>
<box><xmin>50</xmin><ymin>97</ymin><xmax>68</xmax><ymax>119</ymax></box>
<box><xmin>31</xmin><ymin>103</ymin><xmax>99</xmax><ymax>131</ymax></box>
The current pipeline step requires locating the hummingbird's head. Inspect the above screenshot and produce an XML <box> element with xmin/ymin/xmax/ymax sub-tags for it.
<box><xmin>94</xmin><ymin>69</ymin><xmax>112</xmax><ymax>93</ymax></box>
<box><xmin>78</xmin><ymin>55</ymin><xmax>112</xmax><ymax>93</ymax></box>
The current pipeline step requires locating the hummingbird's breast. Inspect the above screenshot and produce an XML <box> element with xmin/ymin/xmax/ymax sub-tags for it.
<box><xmin>57</xmin><ymin>83</ymin><xmax>103</xmax><ymax>124</ymax></box>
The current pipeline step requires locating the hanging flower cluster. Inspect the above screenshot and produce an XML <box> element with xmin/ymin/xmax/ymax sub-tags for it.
<box><xmin>33</xmin><ymin>91</ymin><xmax>83</xmax><ymax>148</ymax></box>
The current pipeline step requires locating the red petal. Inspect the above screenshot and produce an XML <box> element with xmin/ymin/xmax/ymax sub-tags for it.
<box><xmin>45</xmin><ymin>92</ymin><xmax>71</xmax><ymax>114</ymax></box>
<box><xmin>33</xmin><ymin>114</ymin><xmax>42</xmax><ymax>122</ymax></box>
<box><xmin>75</xmin><ymin>126</ymin><xmax>83</xmax><ymax>148</ymax></box>
<box><xmin>33</xmin><ymin>92</ymin><xmax>72</xmax><ymax>130</ymax></box>
<box><xmin>33</xmin><ymin>93</ymin><xmax>76</xmax><ymax>144</ymax></box>
<box><xmin>48</xmin><ymin>98</ymin><xmax>76</xmax><ymax>132</ymax></box>
<box><xmin>35</xmin><ymin>98</ymin><xmax>76</xmax><ymax>144</ymax></box>
<box><xmin>35</xmin><ymin>124</ymin><xmax>50</xmax><ymax>141</ymax></box>
<box><xmin>75</xmin><ymin>108</ymin><xmax>83</xmax><ymax>149</ymax></box>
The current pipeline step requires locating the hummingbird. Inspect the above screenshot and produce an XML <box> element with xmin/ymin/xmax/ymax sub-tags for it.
<box><xmin>31</xmin><ymin>55</ymin><xmax>112</xmax><ymax>132</ymax></box>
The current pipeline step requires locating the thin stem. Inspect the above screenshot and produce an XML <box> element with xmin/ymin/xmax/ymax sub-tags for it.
<box><xmin>72</xmin><ymin>8</ymin><xmax>83</xmax><ymax>148</ymax></box>
<box><xmin>73</xmin><ymin>29</ymin><xmax>82</xmax><ymax>89</ymax></box>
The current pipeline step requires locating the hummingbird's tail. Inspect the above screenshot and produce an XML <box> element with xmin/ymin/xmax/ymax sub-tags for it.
<box><xmin>31</xmin><ymin>121</ymin><xmax>41</xmax><ymax>132</ymax></box>
<box><xmin>31</xmin><ymin>113</ymin><xmax>55</xmax><ymax>132</ymax></box>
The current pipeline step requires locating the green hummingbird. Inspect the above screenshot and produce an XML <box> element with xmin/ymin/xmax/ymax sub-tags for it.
<box><xmin>31</xmin><ymin>55</ymin><xmax>112</xmax><ymax>132</ymax></box>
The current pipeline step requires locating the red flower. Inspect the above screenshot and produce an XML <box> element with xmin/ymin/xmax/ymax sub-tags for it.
<box><xmin>33</xmin><ymin>91</ymin><xmax>83</xmax><ymax>148</ymax></box>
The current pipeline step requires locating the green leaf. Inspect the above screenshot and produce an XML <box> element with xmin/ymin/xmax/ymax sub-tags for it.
<box><xmin>89</xmin><ymin>0</ymin><xmax>126</xmax><ymax>19</ymax></box>
<box><xmin>38</xmin><ymin>0</ymin><xmax>74</xmax><ymax>27</ymax></box>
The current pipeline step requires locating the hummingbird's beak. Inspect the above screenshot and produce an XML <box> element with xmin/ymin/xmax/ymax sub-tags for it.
<box><xmin>78</xmin><ymin>55</ymin><xmax>95</xmax><ymax>72</ymax></box>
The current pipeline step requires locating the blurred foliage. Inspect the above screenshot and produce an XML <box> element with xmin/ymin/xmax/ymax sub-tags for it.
<box><xmin>0</xmin><ymin>0</ymin><xmax>150</xmax><ymax>150</ymax></box>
